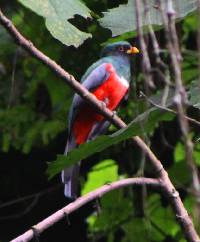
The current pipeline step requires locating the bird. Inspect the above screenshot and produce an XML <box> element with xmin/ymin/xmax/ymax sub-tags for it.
<box><xmin>61</xmin><ymin>41</ymin><xmax>139</xmax><ymax>199</ymax></box>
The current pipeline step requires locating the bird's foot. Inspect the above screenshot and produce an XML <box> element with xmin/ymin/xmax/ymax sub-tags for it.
<box><xmin>31</xmin><ymin>226</ymin><xmax>40</xmax><ymax>242</ymax></box>
<box><xmin>112</xmin><ymin>111</ymin><xmax>117</xmax><ymax>118</ymax></box>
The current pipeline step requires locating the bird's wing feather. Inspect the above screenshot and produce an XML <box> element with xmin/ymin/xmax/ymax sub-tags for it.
<box><xmin>68</xmin><ymin>62</ymin><xmax>110</xmax><ymax>131</ymax></box>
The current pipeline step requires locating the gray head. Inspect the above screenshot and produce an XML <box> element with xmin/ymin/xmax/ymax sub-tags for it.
<box><xmin>100</xmin><ymin>41</ymin><xmax>139</xmax><ymax>58</ymax></box>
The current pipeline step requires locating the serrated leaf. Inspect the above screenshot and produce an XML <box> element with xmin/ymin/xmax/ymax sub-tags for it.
<box><xmin>18</xmin><ymin>0</ymin><xmax>92</xmax><ymax>47</ymax></box>
<box><xmin>47</xmin><ymin>108</ymin><xmax>174</xmax><ymax>178</ymax></box>
<box><xmin>99</xmin><ymin>0</ymin><xmax>197</xmax><ymax>37</ymax></box>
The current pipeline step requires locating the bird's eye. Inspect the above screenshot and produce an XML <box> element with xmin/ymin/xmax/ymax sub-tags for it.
<box><xmin>118</xmin><ymin>46</ymin><xmax>124</xmax><ymax>52</ymax></box>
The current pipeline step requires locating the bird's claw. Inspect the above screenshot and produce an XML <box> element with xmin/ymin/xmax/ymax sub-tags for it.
<box><xmin>101</xmin><ymin>101</ymin><xmax>107</xmax><ymax>109</ymax></box>
<box><xmin>31</xmin><ymin>226</ymin><xmax>40</xmax><ymax>242</ymax></box>
<box><xmin>112</xmin><ymin>111</ymin><xmax>117</xmax><ymax>118</ymax></box>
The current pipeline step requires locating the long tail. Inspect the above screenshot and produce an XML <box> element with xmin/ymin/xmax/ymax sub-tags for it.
<box><xmin>61</xmin><ymin>137</ymin><xmax>80</xmax><ymax>199</ymax></box>
<box><xmin>62</xmin><ymin>120</ymin><xmax>110</xmax><ymax>199</ymax></box>
<box><xmin>61</xmin><ymin>163</ymin><xmax>80</xmax><ymax>199</ymax></box>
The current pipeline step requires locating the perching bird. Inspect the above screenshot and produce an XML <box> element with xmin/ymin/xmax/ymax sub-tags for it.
<box><xmin>62</xmin><ymin>41</ymin><xmax>139</xmax><ymax>199</ymax></box>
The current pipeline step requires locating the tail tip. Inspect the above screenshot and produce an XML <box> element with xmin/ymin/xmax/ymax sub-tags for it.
<box><xmin>64</xmin><ymin>183</ymin><xmax>77</xmax><ymax>201</ymax></box>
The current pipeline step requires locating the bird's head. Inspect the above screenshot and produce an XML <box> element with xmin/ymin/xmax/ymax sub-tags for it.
<box><xmin>100</xmin><ymin>41</ymin><xmax>139</xmax><ymax>58</ymax></box>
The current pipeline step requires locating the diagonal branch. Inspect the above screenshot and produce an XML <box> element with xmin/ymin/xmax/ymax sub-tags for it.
<box><xmin>0</xmin><ymin>8</ymin><xmax>199</xmax><ymax>242</ymax></box>
<box><xmin>11</xmin><ymin>178</ymin><xmax>160</xmax><ymax>242</ymax></box>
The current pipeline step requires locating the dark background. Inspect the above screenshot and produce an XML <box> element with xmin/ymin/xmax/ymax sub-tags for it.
<box><xmin>0</xmin><ymin>0</ymin><xmax>200</xmax><ymax>241</ymax></box>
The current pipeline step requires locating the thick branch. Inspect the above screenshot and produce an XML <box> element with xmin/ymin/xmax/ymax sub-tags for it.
<box><xmin>0</xmin><ymin>9</ymin><xmax>199</xmax><ymax>242</ymax></box>
<box><xmin>11</xmin><ymin>178</ymin><xmax>160</xmax><ymax>242</ymax></box>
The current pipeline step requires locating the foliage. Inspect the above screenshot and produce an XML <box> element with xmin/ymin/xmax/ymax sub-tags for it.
<box><xmin>82</xmin><ymin>159</ymin><xmax>118</xmax><ymax>195</ymax></box>
<box><xmin>18</xmin><ymin>0</ymin><xmax>92</xmax><ymax>47</ymax></box>
<box><xmin>188</xmin><ymin>80</ymin><xmax>200</xmax><ymax>109</ymax></box>
<box><xmin>99</xmin><ymin>0</ymin><xmax>198</xmax><ymax>36</ymax></box>
<box><xmin>47</xmin><ymin>107</ymin><xmax>174</xmax><ymax>178</ymax></box>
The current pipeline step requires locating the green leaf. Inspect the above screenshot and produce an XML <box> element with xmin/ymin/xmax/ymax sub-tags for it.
<box><xmin>168</xmin><ymin>162</ymin><xmax>192</xmax><ymax>186</ymax></box>
<box><xmin>87</xmin><ymin>190</ymin><xmax>132</xmax><ymax>232</ymax></box>
<box><xmin>150</xmin><ymin>205</ymin><xmax>180</xmax><ymax>237</ymax></box>
<box><xmin>0</xmin><ymin>27</ymin><xmax>15</xmax><ymax>55</ymax></box>
<box><xmin>47</xmin><ymin>107</ymin><xmax>174</xmax><ymax>178</ymax></box>
<box><xmin>174</xmin><ymin>142</ymin><xmax>185</xmax><ymax>162</ymax></box>
<box><xmin>122</xmin><ymin>219</ymin><xmax>152</xmax><ymax>242</ymax></box>
<box><xmin>18</xmin><ymin>0</ymin><xmax>92</xmax><ymax>47</ymax></box>
<box><xmin>188</xmin><ymin>80</ymin><xmax>200</xmax><ymax>109</ymax></box>
<box><xmin>82</xmin><ymin>159</ymin><xmax>118</xmax><ymax>195</ymax></box>
<box><xmin>194</xmin><ymin>143</ymin><xmax>200</xmax><ymax>166</ymax></box>
<box><xmin>99</xmin><ymin>0</ymin><xmax>197</xmax><ymax>37</ymax></box>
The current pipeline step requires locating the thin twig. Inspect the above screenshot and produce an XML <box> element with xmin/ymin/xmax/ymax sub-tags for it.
<box><xmin>11</xmin><ymin>178</ymin><xmax>160</xmax><ymax>242</ymax></box>
<box><xmin>0</xmin><ymin>8</ymin><xmax>199</xmax><ymax>242</ymax></box>
<box><xmin>0</xmin><ymin>196</ymin><xmax>39</xmax><ymax>221</ymax></box>
<box><xmin>135</xmin><ymin>0</ymin><xmax>155</xmax><ymax>90</ymax></box>
<box><xmin>0</xmin><ymin>185</ymin><xmax>61</xmax><ymax>209</ymax></box>
<box><xmin>142</xmin><ymin>1</ymin><xmax>171</xmax><ymax>107</ymax></box>
<box><xmin>140</xmin><ymin>91</ymin><xmax>200</xmax><ymax>127</ymax></box>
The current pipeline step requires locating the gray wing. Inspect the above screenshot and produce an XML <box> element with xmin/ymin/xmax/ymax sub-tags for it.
<box><xmin>68</xmin><ymin>62</ymin><xmax>110</xmax><ymax>131</ymax></box>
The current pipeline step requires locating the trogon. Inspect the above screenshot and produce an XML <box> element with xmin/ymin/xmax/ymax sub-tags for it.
<box><xmin>62</xmin><ymin>41</ymin><xmax>139</xmax><ymax>199</ymax></box>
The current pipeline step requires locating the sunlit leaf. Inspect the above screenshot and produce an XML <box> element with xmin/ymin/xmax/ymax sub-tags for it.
<box><xmin>150</xmin><ymin>204</ymin><xmax>180</xmax><ymax>237</ymax></box>
<box><xmin>82</xmin><ymin>159</ymin><xmax>118</xmax><ymax>194</ymax></box>
<box><xmin>194</xmin><ymin>143</ymin><xmax>200</xmax><ymax>166</ymax></box>
<box><xmin>174</xmin><ymin>142</ymin><xmax>185</xmax><ymax>162</ymax></box>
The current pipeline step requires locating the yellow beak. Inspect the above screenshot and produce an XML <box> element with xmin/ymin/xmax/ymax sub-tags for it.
<box><xmin>127</xmin><ymin>46</ymin><xmax>139</xmax><ymax>54</ymax></box>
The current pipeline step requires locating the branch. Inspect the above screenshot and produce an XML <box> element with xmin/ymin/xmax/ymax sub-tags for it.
<box><xmin>135</xmin><ymin>0</ymin><xmax>155</xmax><ymax>90</ymax></box>
<box><xmin>140</xmin><ymin>91</ymin><xmax>200</xmax><ymax>127</ymax></box>
<box><xmin>0</xmin><ymin>185</ymin><xmax>61</xmax><ymax>209</ymax></box>
<box><xmin>0</xmin><ymin>8</ymin><xmax>199</xmax><ymax>242</ymax></box>
<box><xmin>11</xmin><ymin>178</ymin><xmax>160</xmax><ymax>242</ymax></box>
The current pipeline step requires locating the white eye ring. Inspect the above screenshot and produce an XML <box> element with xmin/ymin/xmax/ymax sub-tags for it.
<box><xmin>119</xmin><ymin>46</ymin><xmax>124</xmax><ymax>51</ymax></box>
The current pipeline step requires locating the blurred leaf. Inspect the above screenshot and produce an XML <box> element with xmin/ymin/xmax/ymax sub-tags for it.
<box><xmin>47</xmin><ymin>108</ymin><xmax>175</xmax><ymax>178</ymax></box>
<box><xmin>22</xmin><ymin>119</ymin><xmax>65</xmax><ymax>153</ymax></box>
<box><xmin>122</xmin><ymin>219</ymin><xmax>152</xmax><ymax>242</ymax></box>
<box><xmin>194</xmin><ymin>143</ymin><xmax>200</xmax><ymax>166</ymax></box>
<box><xmin>99</xmin><ymin>0</ymin><xmax>197</xmax><ymax>37</ymax></box>
<box><xmin>188</xmin><ymin>80</ymin><xmax>200</xmax><ymax>109</ymax></box>
<box><xmin>182</xmin><ymin>53</ymin><xmax>198</xmax><ymax>84</ymax></box>
<box><xmin>174</xmin><ymin>142</ymin><xmax>185</xmax><ymax>163</ymax></box>
<box><xmin>183</xmin><ymin>12</ymin><xmax>198</xmax><ymax>42</ymax></box>
<box><xmin>0</xmin><ymin>27</ymin><xmax>15</xmax><ymax>55</ymax></box>
<box><xmin>87</xmin><ymin>190</ymin><xmax>132</xmax><ymax>232</ymax></box>
<box><xmin>168</xmin><ymin>161</ymin><xmax>192</xmax><ymax>186</ymax></box>
<box><xmin>18</xmin><ymin>0</ymin><xmax>92</xmax><ymax>47</ymax></box>
<box><xmin>2</xmin><ymin>133</ymin><xmax>12</xmax><ymax>152</ymax></box>
<box><xmin>82</xmin><ymin>159</ymin><xmax>118</xmax><ymax>194</ymax></box>
<box><xmin>150</xmin><ymin>204</ymin><xmax>180</xmax><ymax>237</ymax></box>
